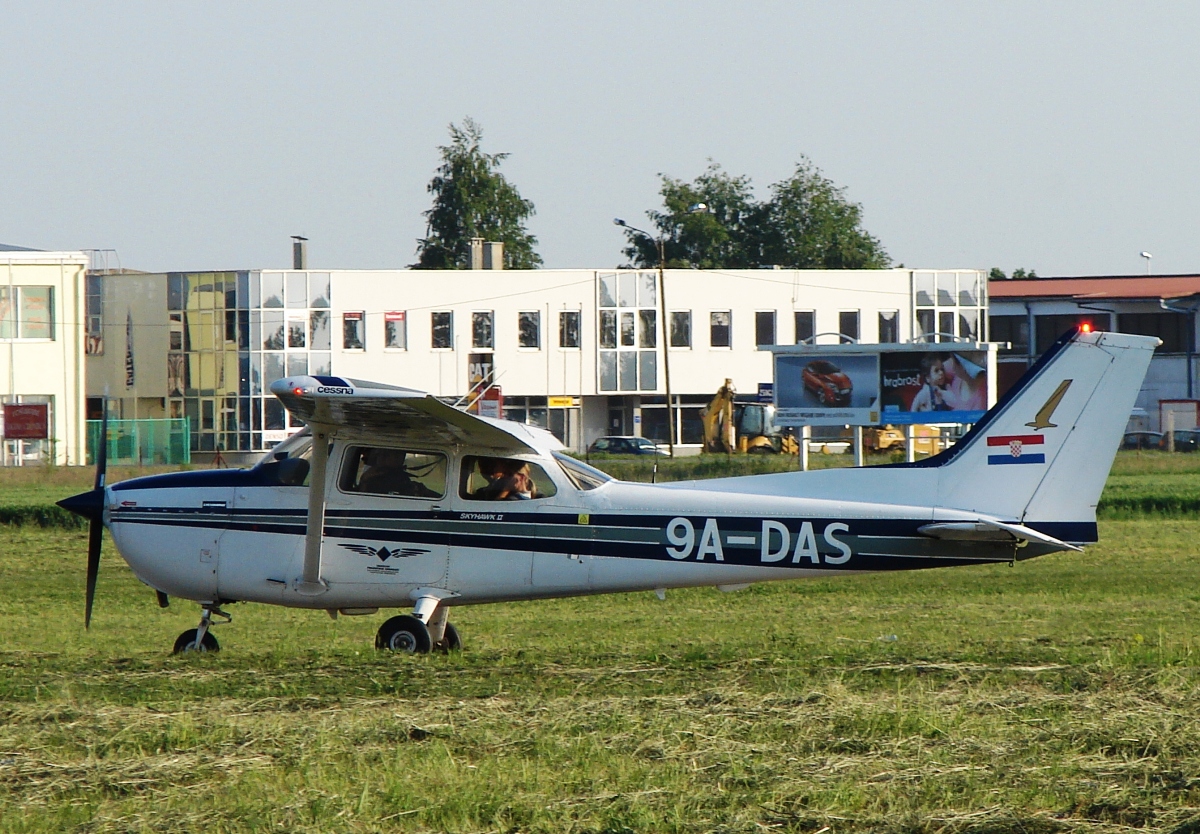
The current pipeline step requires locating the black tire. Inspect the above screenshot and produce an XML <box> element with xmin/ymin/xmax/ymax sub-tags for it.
<box><xmin>818</xmin><ymin>389</ymin><xmax>829</xmax><ymax>405</ymax></box>
<box><xmin>375</xmin><ymin>615</ymin><xmax>431</xmax><ymax>653</ymax></box>
<box><xmin>173</xmin><ymin>628</ymin><xmax>219</xmax><ymax>654</ymax></box>
<box><xmin>747</xmin><ymin>445</ymin><xmax>775</xmax><ymax>455</ymax></box>
<box><xmin>435</xmin><ymin>622</ymin><xmax>462</xmax><ymax>653</ymax></box>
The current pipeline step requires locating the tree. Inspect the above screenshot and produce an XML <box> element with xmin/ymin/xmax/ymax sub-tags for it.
<box><xmin>415</xmin><ymin>118</ymin><xmax>541</xmax><ymax>269</ymax></box>
<box><xmin>622</xmin><ymin>158</ymin><xmax>890</xmax><ymax>270</ymax></box>
<box><xmin>989</xmin><ymin>268</ymin><xmax>1039</xmax><ymax>280</ymax></box>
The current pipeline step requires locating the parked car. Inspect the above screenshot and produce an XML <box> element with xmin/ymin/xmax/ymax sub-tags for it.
<box><xmin>802</xmin><ymin>360</ymin><xmax>852</xmax><ymax>407</ymax></box>
<box><xmin>1168</xmin><ymin>429</ymin><xmax>1200</xmax><ymax>452</ymax></box>
<box><xmin>1122</xmin><ymin>431</ymin><xmax>1163</xmax><ymax>450</ymax></box>
<box><xmin>587</xmin><ymin>436</ymin><xmax>669</xmax><ymax>456</ymax></box>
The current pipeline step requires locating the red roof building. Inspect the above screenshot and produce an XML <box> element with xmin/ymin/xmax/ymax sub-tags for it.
<box><xmin>988</xmin><ymin>273</ymin><xmax>1200</xmax><ymax>432</ymax></box>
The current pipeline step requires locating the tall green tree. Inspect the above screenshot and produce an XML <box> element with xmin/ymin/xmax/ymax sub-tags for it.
<box><xmin>415</xmin><ymin>118</ymin><xmax>541</xmax><ymax>269</ymax></box>
<box><xmin>622</xmin><ymin>158</ymin><xmax>890</xmax><ymax>270</ymax></box>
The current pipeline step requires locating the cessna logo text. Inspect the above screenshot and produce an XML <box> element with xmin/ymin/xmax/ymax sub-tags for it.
<box><xmin>664</xmin><ymin>518</ymin><xmax>852</xmax><ymax>565</ymax></box>
<box><xmin>317</xmin><ymin>385</ymin><xmax>354</xmax><ymax>395</ymax></box>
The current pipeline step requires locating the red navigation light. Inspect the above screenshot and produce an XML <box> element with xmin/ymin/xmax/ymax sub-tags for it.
<box><xmin>293</xmin><ymin>387</ymin><xmax>305</xmax><ymax>396</ymax></box>
<box><xmin>1080</xmin><ymin>322</ymin><xmax>1092</xmax><ymax>333</ymax></box>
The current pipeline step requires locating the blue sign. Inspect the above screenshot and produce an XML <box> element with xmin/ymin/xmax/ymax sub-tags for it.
<box><xmin>757</xmin><ymin>383</ymin><xmax>774</xmax><ymax>403</ymax></box>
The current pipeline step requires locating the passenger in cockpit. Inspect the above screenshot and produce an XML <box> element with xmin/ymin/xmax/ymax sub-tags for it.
<box><xmin>357</xmin><ymin>448</ymin><xmax>437</xmax><ymax>497</ymax></box>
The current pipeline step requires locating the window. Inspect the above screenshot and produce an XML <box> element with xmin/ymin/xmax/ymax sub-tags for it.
<box><xmin>459</xmin><ymin>455</ymin><xmax>557</xmax><ymax>501</ymax></box>
<box><xmin>670</xmin><ymin>311</ymin><xmax>691</xmax><ymax>347</ymax></box>
<box><xmin>342</xmin><ymin>312</ymin><xmax>364</xmax><ymax>350</ymax></box>
<box><xmin>518</xmin><ymin>311</ymin><xmax>540</xmax><ymax>348</ymax></box>
<box><xmin>878</xmin><ymin>311</ymin><xmax>899</xmax><ymax>343</ymax></box>
<box><xmin>559</xmin><ymin>310</ymin><xmax>580</xmax><ymax>348</ymax></box>
<box><xmin>431</xmin><ymin>311</ymin><xmax>453</xmax><ymax>349</ymax></box>
<box><xmin>340</xmin><ymin>446</ymin><xmax>446</xmax><ymax>499</ymax></box>
<box><xmin>990</xmin><ymin>315</ymin><xmax>1029</xmax><ymax>355</ymax></box>
<box><xmin>385</xmin><ymin>311</ymin><xmax>407</xmax><ymax>349</ymax></box>
<box><xmin>794</xmin><ymin>310</ymin><xmax>815</xmax><ymax>344</ymax></box>
<box><xmin>85</xmin><ymin>275</ymin><xmax>103</xmax><ymax>354</ymax></box>
<box><xmin>755</xmin><ymin>311</ymin><xmax>776</xmax><ymax>347</ymax></box>
<box><xmin>0</xmin><ymin>286</ymin><xmax>53</xmax><ymax>339</ymax></box>
<box><xmin>838</xmin><ymin>311</ymin><xmax>860</xmax><ymax>343</ymax></box>
<box><xmin>472</xmin><ymin>311</ymin><xmax>494</xmax><ymax>349</ymax></box>
<box><xmin>638</xmin><ymin>310</ymin><xmax>656</xmax><ymax>348</ymax></box>
<box><xmin>287</xmin><ymin>315</ymin><xmax>306</xmax><ymax>348</ymax></box>
<box><xmin>1118</xmin><ymin>312</ymin><xmax>1189</xmax><ymax>353</ymax></box>
<box><xmin>710</xmin><ymin>311</ymin><xmax>731</xmax><ymax>348</ymax></box>
<box><xmin>599</xmin><ymin>310</ymin><xmax>616</xmax><ymax>349</ymax></box>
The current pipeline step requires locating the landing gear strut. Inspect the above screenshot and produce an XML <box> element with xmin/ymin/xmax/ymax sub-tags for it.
<box><xmin>375</xmin><ymin>599</ymin><xmax>461</xmax><ymax>654</ymax></box>
<box><xmin>173</xmin><ymin>605</ymin><xmax>230</xmax><ymax>654</ymax></box>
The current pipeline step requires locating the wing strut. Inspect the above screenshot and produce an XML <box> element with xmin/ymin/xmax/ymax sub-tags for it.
<box><xmin>296</xmin><ymin>423</ymin><xmax>331</xmax><ymax>595</ymax></box>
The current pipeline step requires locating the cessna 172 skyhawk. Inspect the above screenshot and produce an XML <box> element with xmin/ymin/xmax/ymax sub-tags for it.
<box><xmin>59</xmin><ymin>328</ymin><xmax>1156</xmax><ymax>654</ymax></box>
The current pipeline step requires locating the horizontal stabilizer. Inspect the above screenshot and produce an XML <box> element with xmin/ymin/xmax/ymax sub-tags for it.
<box><xmin>918</xmin><ymin>519</ymin><xmax>1083</xmax><ymax>552</ymax></box>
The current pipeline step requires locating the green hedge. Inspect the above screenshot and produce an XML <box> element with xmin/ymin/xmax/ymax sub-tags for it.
<box><xmin>0</xmin><ymin>505</ymin><xmax>87</xmax><ymax>529</ymax></box>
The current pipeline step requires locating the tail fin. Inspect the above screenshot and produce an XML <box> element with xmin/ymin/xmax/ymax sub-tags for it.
<box><xmin>924</xmin><ymin>329</ymin><xmax>1157</xmax><ymax>538</ymax></box>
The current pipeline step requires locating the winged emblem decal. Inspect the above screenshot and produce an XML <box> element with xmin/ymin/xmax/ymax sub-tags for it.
<box><xmin>339</xmin><ymin>543</ymin><xmax>430</xmax><ymax>562</ymax></box>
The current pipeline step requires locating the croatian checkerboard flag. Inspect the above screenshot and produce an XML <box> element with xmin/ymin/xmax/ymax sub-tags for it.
<box><xmin>986</xmin><ymin>434</ymin><xmax>1046</xmax><ymax>465</ymax></box>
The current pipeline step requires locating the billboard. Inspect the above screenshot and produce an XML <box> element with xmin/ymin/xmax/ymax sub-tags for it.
<box><xmin>880</xmin><ymin>350</ymin><xmax>989</xmax><ymax>425</ymax></box>
<box><xmin>775</xmin><ymin>353</ymin><xmax>881</xmax><ymax>426</ymax></box>
<box><xmin>771</xmin><ymin>343</ymin><xmax>996</xmax><ymax>427</ymax></box>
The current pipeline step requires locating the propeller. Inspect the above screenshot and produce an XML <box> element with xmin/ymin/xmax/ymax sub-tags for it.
<box><xmin>57</xmin><ymin>398</ymin><xmax>109</xmax><ymax>628</ymax></box>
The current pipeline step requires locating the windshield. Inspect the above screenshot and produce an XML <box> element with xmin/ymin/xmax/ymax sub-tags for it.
<box><xmin>553</xmin><ymin>452</ymin><xmax>613</xmax><ymax>490</ymax></box>
<box><xmin>254</xmin><ymin>427</ymin><xmax>312</xmax><ymax>468</ymax></box>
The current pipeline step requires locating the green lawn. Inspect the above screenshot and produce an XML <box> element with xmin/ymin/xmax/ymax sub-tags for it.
<box><xmin>2</xmin><ymin>450</ymin><xmax>1200</xmax><ymax>831</ymax></box>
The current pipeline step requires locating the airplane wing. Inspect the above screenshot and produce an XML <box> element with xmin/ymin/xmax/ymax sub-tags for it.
<box><xmin>270</xmin><ymin>375</ymin><xmax>556</xmax><ymax>455</ymax></box>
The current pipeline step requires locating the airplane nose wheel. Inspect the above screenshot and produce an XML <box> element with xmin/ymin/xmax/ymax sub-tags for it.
<box><xmin>375</xmin><ymin>615</ymin><xmax>432</xmax><ymax>653</ymax></box>
<box><xmin>173</xmin><ymin>605</ymin><xmax>229</xmax><ymax>654</ymax></box>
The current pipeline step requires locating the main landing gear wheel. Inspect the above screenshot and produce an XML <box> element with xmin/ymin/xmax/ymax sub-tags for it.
<box><xmin>375</xmin><ymin>615</ymin><xmax>432</xmax><ymax>654</ymax></box>
<box><xmin>435</xmin><ymin>622</ymin><xmax>462</xmax><ymax>653</ymax></box>
<box><xmin>173</xmin><ymin>628</ymin><xmax>220</xmax><ymax>654</ymax></box>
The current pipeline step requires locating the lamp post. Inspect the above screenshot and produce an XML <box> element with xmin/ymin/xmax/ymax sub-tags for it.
<box><xmin>1141</xmin><ymin>251</ymin><xmax>1153</xmax><ymax>275</ymax></box>
<box><xmin>614</xmin><ymin>218</ymin><xmax>675</xmax><ymax>456</ymax></box>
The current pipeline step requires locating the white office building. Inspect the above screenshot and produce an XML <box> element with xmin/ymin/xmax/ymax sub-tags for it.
<box><xmin>0</xmin><ymin>246</ymin><xmax>89</xmax><ymax>465</ymax></box>
<box><xmin>87</xmin><ymin>266</ymin><xmax>987</xmax><ymax>456</ymax></box>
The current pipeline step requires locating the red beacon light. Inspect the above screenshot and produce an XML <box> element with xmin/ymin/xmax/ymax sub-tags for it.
<box><xmin>1080</xmin><ymin>322</ymin><xmax>1093</xmax><ymax>334</ymax></box>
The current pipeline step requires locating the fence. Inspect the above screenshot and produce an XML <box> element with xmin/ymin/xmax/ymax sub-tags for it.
<box><xmin>87</xmin><ymin>418</ymin><xmax>191</xmax><ymax>466</ymax></box>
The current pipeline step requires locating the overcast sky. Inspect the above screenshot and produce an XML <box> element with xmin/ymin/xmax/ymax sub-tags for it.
<box><xmin>3</xmin><ymin>2</ymin><xmax>1197</xmax><ymax>276</ymax></box>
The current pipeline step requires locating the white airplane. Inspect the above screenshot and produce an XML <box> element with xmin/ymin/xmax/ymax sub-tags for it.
<box><xmin>59</xmin><ymin>328</ymin><xmax>1156</xmax><ymax>654</ymax></box>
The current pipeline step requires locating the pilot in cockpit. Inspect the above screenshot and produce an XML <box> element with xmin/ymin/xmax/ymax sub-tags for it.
<box><xmin>355</xmin><ymin>448</ymin><xmax>438</xmax><ymax>498</ymax></box>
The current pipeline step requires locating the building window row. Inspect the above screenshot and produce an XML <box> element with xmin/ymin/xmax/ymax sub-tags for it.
<box><xmin>341</xmin><ymin>310</ymin><xmax>572</xmax><ymax>351</ymax></box>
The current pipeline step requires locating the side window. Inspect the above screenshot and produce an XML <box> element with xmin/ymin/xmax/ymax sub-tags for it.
<box><xmin>460</xmin><ymin>456</ymin><xmax>558</xmax><ymax>501</ymax></box>
<box><xmin>340</xmin><ymin>447</ymin><xmax>446</xmax><ymax>499</ymax></box>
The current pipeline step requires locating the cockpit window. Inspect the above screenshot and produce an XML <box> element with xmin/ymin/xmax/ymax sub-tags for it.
<box><xmin>553</xmin><ymin>453</ymin><xmax>613</xmax><ymax>490</ymax></box>
<box><xmin>340</xmin><ymin>447</ymin><xmax>446</xmax><ymax>499</ymax></box>
<box><xmin>460</xmin><ymin>456</ymin><xmax>557</xmax><ymax>501</ymax></box>
<box><xmin>253</xmin><ymin>428</ymin><xmax>312</xmax><ymax>486</ymax></box>
<box><xmin>258</xmin><ymin>428</ymin><xmax>312</xmax><ymax>465</ymax></box>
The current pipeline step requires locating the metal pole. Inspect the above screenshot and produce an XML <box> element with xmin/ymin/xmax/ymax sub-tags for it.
<box><xmin>658</xmin><ymin>239</ymin><xmax>675</xmax><ymax>457</ymax></box>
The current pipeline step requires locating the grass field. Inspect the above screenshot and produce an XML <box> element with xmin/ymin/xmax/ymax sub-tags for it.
<box><xmin>2</xmin><ymin>455</ymin><xmax>1200</xmax><ymax>831</ymax></box>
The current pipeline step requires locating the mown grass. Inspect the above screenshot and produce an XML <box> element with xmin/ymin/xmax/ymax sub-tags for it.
<box><xmin>4</xmin><ymin>515</ymin><xmax>1200</xmax><ymax>831</ymax></box>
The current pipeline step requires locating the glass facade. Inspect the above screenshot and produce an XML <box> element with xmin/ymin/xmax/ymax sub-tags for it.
<box><xmin>912</xmin><ymin>271</ymin><xmax>988</xmax><ymax>343</ymax></box>
<box><xmin>167</xmin><ymin>270</ymin><xmax>331</xmax><ymax>452</ymax></box>
<box><xmin>597</xmin><ymin>271</ymin><xmax>658</xmax><ymax>392</ymax></box>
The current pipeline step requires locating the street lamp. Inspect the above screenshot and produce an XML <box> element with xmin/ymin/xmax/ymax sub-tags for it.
<box><xmin>614</xmin><ymin>217</ymin><xmax>675</xmax><ymax>456</ymax></box>
<box><xmin>1141</xmin><ymin>251</ymin><xmax>1153</xmax><ymax>275</ymax></box>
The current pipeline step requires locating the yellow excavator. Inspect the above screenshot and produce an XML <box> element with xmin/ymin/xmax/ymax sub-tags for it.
<box><xmin>701</xmin><ymin>379</ymin><xmax>799</xmax><ymax>455</ymax></box>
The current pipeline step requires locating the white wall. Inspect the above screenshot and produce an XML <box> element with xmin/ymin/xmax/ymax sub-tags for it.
<box><xmin>0</xmin><ymin>252</ymin><xmax>88</xmax><ymax>465</ymax></box>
